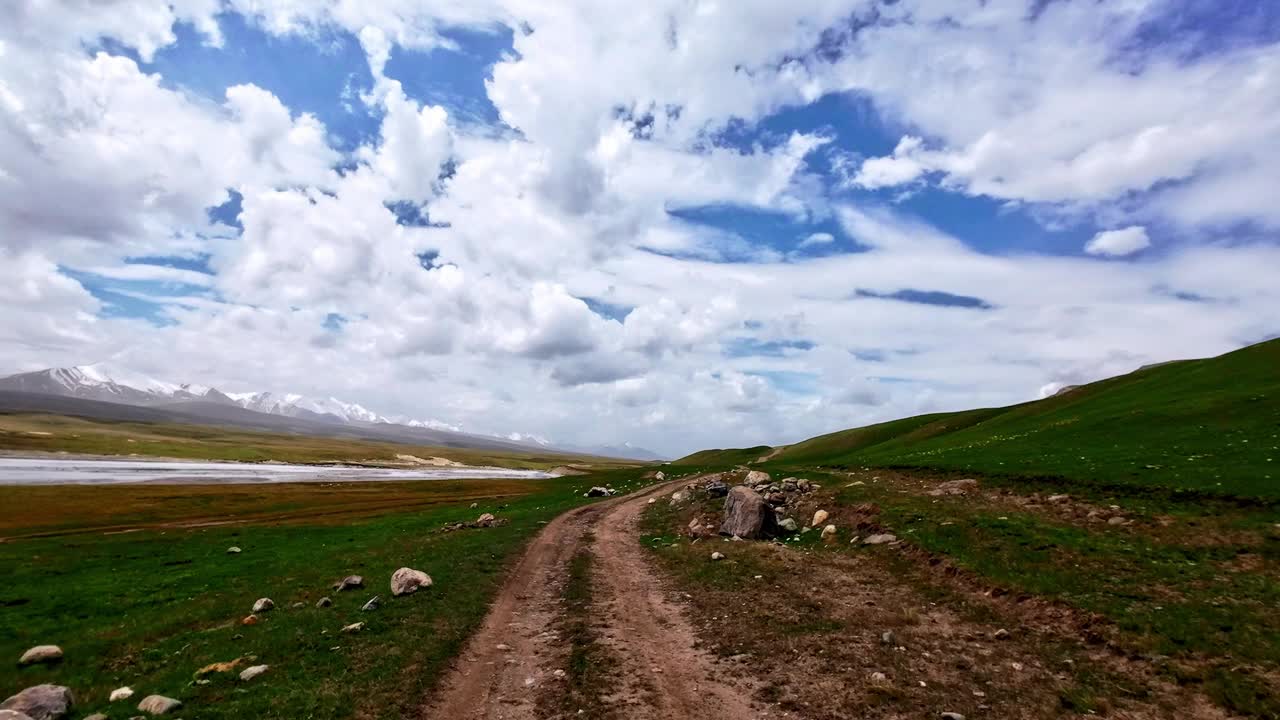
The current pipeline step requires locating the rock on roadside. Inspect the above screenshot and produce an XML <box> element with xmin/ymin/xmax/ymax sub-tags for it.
<box><xmin>1</xmin><ymin>685</ymin><xmax>74</xmax><ymax>720</ymax></box>
<box><xmin>811</xmin><ymin>509</ymin><xmax>829</xmax><ymax>527</ymax></box>
<box><xmin>109</xmin><ymin>687</ymin><xmax>134</xmax><ymax>703</ymax></box>
<box><xmin>333</xmin><ymin>575</ymin><xmax>364</xmax><ymax>592</ymax></box>
<box><xmin>778</xmin><ymin>517</ymin><xmax>798</xmax><ymax>532</ymax></box>
<box><xmin>926</xmin><ymin>478</ymin><xmax>978</xmax><ymax>496</ymax></box>
<box><xmin>17</xmin><ymin>646</ymin><xmax>62</xmax><ymax>666</ymax></box>
<box><xmin>820</xmin><ymin>524</ymin><xmax>838</xmax><ymax>540</ymax></box>
<box><xmin>719</xmin><ymin>486</ymin><xmax>777</xmax><ymax>539</ymax></box>
<box><xmin>390</xmin><ymin>568</ymin><xmax>433</xmax><ymax>596</ymax></box>
<box><xmin>252</xmin><ymin>598</ymin><xmax>274</xmax><ymax>613</ymax></box>
<box><xmin>136</xmin><ymin>695</ymin><xmax>182</xmax><ymax>715</ymax></box>
<box><xmin>863</xmin><ymin>533</ymin><xmax>898</xmax><ymax>545</ymax></box>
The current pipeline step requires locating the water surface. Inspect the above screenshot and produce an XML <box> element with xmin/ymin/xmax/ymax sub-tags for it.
<box><xmin>0</xmin><ymin>457</ymin><xmax>555</xmax><ymax>485</ymax></box>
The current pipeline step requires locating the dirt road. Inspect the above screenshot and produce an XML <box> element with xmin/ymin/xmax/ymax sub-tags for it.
<box><xmin>425</xmin><ymin>480</ymin><xmax>761</xmax><ymax>720</ymax></box>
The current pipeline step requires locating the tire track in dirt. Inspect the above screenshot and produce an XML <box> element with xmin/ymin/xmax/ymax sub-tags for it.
<box><xmin>424</xmin><ymin>479</ymin><xmax>761</xmax><ymax>719</ymax></box>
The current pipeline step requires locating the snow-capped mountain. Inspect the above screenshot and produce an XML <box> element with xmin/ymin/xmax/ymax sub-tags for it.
<box><xmin>0</xmin><ymin>365</ymin><xmax>441</xmax><ymax>431</ymax></box>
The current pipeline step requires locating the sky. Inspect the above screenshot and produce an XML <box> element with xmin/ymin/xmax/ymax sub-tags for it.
<box><xmin>2</xmin><ymin>0</ymin><xmax>1279</xmax><ymax>457</ymax></box>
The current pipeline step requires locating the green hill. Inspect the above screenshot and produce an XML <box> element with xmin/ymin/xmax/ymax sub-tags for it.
<box><xmin>680</xmin><ymin>339</ymin><xmax>1280</xmax><ymax>500</ymax></box>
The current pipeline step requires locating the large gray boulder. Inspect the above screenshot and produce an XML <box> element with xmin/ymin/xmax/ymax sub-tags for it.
<box><xmin>719</xmin><ymin>486</ymin><xmax>777</xmax><ymax>539</ymax></box>
<box><xmin>1</xmin><ymin>685</ymin><xmax>74</xmax><ymax>720</ymax></box>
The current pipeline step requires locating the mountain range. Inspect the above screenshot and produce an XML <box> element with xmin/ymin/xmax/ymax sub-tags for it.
<box><xmin>0</xmin><ymin>365</ymin><xmax>664</xmax><ymax>461</ymax></box>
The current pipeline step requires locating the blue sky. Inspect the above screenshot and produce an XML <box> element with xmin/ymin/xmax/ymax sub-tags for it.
<box><xmin>2</xmin><ymin>1</ymin><xmax>1279</xmax><ymax>455</ymax></box>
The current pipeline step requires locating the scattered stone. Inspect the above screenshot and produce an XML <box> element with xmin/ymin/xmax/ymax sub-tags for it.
<box><xmin>136</xmin><ymin>695</ymin><xmax>182</xmax><ymax>715</ymax></box>
<box><xmin>686</xmin><ymin>518</ymin><xmax>711</xmax><ymax>538</ymax></box>
<box><xmin>647</xmin><ymin>498</ymin><xmax>656</xmax><ymax>504</ymax></box>
<box><xmin>476</xmin><ymin>513</ymin><xmax>496</xmax><ymax>527</ymax></box>
<box><xmin>586</xmin><ymin>486</ymin><xmax>612</xmax><ymax>497</ymax></box>
<box><xmin>993</xmin><ymin>628</ymin><xmax>1011</xmax><ymax>640</ymax></box>
<box><xmin>226</xmin><ymin>546</ymin><xmax>242</xmax><ymax>554</ymax></box>
<box><xmin>654</xmin><ymin>471</ymin><xmax>665</xmax><ymax>481</ymax></box>
<box><xmin>291</xmin><ymin>602</ymin><xmax>306</xmax><ymax>609</ymax></box>
<box><xmin>821</xmin><ymin>524</ymin><xmax>838</xmax><ymax>541</ymax></box>
<box><xmin>361</xmin><ymin>596</ymin><xmax>381</xmax><ymax>612</ymax></box>
<box><xmin>745</xmin><ymin>470</ymin><xmax>771</xmax><ymax>484</ymax></box>
<box><xmin>333</xmin><ymin>575</ymin><xmax>364</xmax><ymax>592</ymax></box>
<box><xmin>863</xmin><ymin>533</ymin><xmax>897</xmax><ymax>545</ymax></box>
<box><xmin>18</xmin><ymin>646</ymin><xmax>62</xmax><ymax>666</ymax></box>
<box><xmin>495</xmin><ymin>644</ymin><xmax>513</xmax><ymax>652</ymax></box>
<box><xmin>927</xmin><ymin>478</ymin><xmax>979</xmax><ymax>496</ymax></box>
<box><xmin>703</xmin><ymin>478</ymin><xmax>729</xmax><ymax>498</ymax></box>
<box><xmin>1047</xmin><ymin>494</ymin><xmax>1070</xmax><ymax>503</ymax></box>
<box><xmin>252</xmin><ymin>598</ymin><xmax>274</xmax><ymax>613</ymax></box>
<box><xmin>669</xmin><ymin>490</ymin><xmax>687</xmax><ymax>504</ymax></box>
<box><xmin>83</xmin><ymin>715</ymin><xmax>107</xmax><ymax>720</ymax></box>
<box><xmin>390</xmin><ymin>567</ymin><xmax>433</xmax><ymax>596</ymax></box>
<box><xmin>941</xmin><ymin>713</ymin><xmax>966</xmax><ymax>720</ymax></box>
<box><xmin>239</xmin><ymin>664</ymin><xmax>269</xmax><ymax>682</ymax></box>
<box><xmin>195</xmin><ymin>658</ymin><xmax>245</xmax><ymax>677</ymax></box>
<box><xmin>553</xmin><ymin>669</ymin><xmax>566</xmax><ymax>678</ymax></box>
<box><xmin>316</xmin><ymin>597</ymin><xmax>332</xmax><ymax>608</ymax></box>
<box><xmin>869</xmin><ymin>672</ymin><xmax>887</xmax><ymax>682</ymax></box>
<box><xmin>110</xmin><ymin>687</ymin><xmax>135</xmax><ymax>703</ymax></box>
<box><xmin>778</xmin><ymin>518</ymin><xmax>798</xmax><ymax>532</ymax></box>
<box><xmin>1010</xmin><ymin>661</ymin><xmax>1024</xmax><ymax>671</ymax></box>
<box><xmin>340</xmin><ymin>622</ymin><xmax>365</xmax><ymax>634</ymax></box>
<box><xmin>470</xmin><ymin>502</ymin><xmax>478</xmax><ymax>509</ymax></box>
<box><xmin>1</xmin><ymin>685</ymin><xmax>74</xmax><ymax>720</ymax></box>
<box><xmin>719</xmin><ymin>486</ymin><xmax>778</xmax><ymax>539</ymax></box>
<box><xmin>1107</xmin><ymin>516</ymin><xmax>1127</xmax><ymax>526</ymax></box>
<box><xmin>241</xmin><ymin>614</ymin><xmax>259</xmax><ymax>626</ymax></box>
<box><xmin>710</xmin><ymin>552</ymin><xmax>725</xmax><ymax>561</ymax></box>
<box><xmin>811</xmin><ymin>509</ymin><xmax>829</xmax><ymax>527</ymax></box>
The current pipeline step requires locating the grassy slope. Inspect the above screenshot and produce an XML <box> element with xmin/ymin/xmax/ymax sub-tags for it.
<box><xmin>685</xmin><ymin>339</ymin><xmax>1280</xmax><ymax>500</ymax></box>
<box><xmin>0</xmin><ymin>413</ymin><xmax>635</xmax><ymax>471</ymax></box>
<box><xmin>0</xmin><ymin>468</ymin><xmax>655</xmax><ymax>719</ymax></box>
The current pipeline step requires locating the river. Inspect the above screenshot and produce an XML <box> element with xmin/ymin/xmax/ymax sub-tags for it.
<box><xmin>0</xmin><ymin>457</ymin><xmax>556</xmax><ymax>485</ymax></box>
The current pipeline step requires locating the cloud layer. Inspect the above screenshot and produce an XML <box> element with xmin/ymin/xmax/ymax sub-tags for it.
<box><xmin>1</xmin><ymin>0</ymin><xmax>1278</xmax><ymax>456</ymax></box>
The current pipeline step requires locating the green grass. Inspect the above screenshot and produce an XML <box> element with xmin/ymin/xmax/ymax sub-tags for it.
<box><xmin>0</xmin><ymin>413</ymin><xmax>638</xmax><ymax>471</ymax></box>
<box><xmin>0</xmin><ymin>468</ymin><xmax>656</xmax><ymax>719</ymax></box>
<box><xmin>682</xmin><ymin>339</ymin><xmax>1280</xmax><ymax>501</ymax></box>
<box><xmin>822</xmin><ymin>473</ymin><xmax>1280</xmax><ymax>717</ymax></box>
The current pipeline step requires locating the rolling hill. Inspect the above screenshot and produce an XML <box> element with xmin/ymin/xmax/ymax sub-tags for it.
<box><xmin>679</xmin><ymin>338</ymin><xmax>1280</xmax><ymax>499</ymax></box>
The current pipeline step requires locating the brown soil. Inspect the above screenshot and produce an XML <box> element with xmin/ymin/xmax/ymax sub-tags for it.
<box><xmin>424</xmin><ymin>479</ymin><xmax>761</xmax><ymax>719</ymax></box>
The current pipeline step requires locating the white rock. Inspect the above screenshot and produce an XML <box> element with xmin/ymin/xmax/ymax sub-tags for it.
<box><xmin>18</xmin><ymin>645</ymin><xmax>62</xmax><ymax>666</ymax></box>
<box><xmin>476</xmin><ymin>513</ymin><xmax>496</xmax><ymax>526</ymax></box>
<box><xmin>654</xmin><ymin>471</ymin><xmax>665</xmax><ymax>481</ymax></box>
<box><xmin>109</xmin><ymin>687</ymin><xmax>134</xmax><ymax>702</ymax></box>
<box><xmin>226</xmin><ymin>546</ymin><xmax>242</xmax><ymax>554</ymax></box>
<box><xmin>863</xmin><ymin>533</ymin><xmax>898</xmax><ymax>545</ymax></box>
<box><xmin>811</xmin><ymin>509</ymin><xmax>829</xmax><ymax>527</ymax></box>
<box><xmin>745</xmin><ymin>470</ymin><xmax>770</xmax><ymax>484</ymax></box>
<box><xmin>821</xmin><ymin>524</ymin><xmax>837</xmax><ymax>540</ymax></box>
<box><xmin>710</xmin><ymin>552</ymin><xmax>725</xmax><ymax>561</ymax></box>
<box><xmin>252</xmin><ymin>598</ymin><xmax>274</xmax><ymax>613</ymax></box>
<box><xmin>137</xmin><ymin>694</ymin><xmax>182</xmax><ymax>715</ymax></box>
<box><xmin>391</xmin><ymin>567</ymin><xmax>433</xmax><ymax>596</ymax></box>
<box><xmin>778</xmin><ymin>518</ymin><xmax>798</xmax><ymax>532</ymax></box>
<box><xmin>340</xmin><ymin>622</ymin><xmax>365</xmax><ymax>634</ymax></box>
<box><xmin>239</xmin><ymin>664</ymin><xmax>269</xmax><ymax>682</ymax></box>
